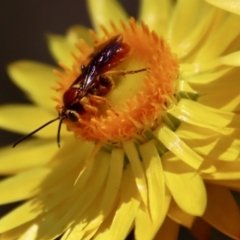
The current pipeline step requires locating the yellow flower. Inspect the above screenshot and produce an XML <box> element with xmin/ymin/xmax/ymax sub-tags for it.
<box><xmin>1</xmin><ymin>1</ymin><xmax>240</xmax><ymax>240</ymax></box>
<box><xmin>205</xmin><ymin>0</ymin><xmax>240</xmax><ymax>15</ymax></box>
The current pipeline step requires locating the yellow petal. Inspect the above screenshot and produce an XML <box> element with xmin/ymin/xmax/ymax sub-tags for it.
<box><xmin>72</xmin><ymin>149</ymin><xmax>124</xmax><ymax>239</ymax></box>
<box><xmin>0</xmin><ymin>140</ymin><xmax>95</xmax><ymax>233</ymax></box>
<box><xmin>217</xmin><ymin>51</ymin><xmax>240</xmax><ymax>66</ymax></box>
<box><xmin>183</xmin><ymin>67</ymin><xmax>230</xmax><ymax>83</ymax></box>
<box><xmin>163</xmin><ymin>154</ymin><xmax>207</xmax><ymax>216</ymax></box>
<box><xmin>203</xmin><ymin>184</ymin><xmax>240</xmax><ymax>239</ymax></box>
<box><xmin>178</xmin><ymin>80</ymin><xmax>198</xmax><ymax>102</ymax></box>
<box><xmin>176</xmin><ymin>124</ymin><xmax>240</xmax><ymax>161</ymax></box>
<box><xmin>65</xmin><ymin>25</ymin><xmax>93</xmax><ymax>46</ymax></box>
<box><xmin>202</xmin><ymin>160</ymin><xmax>240</xmax><ymax>180</ymax></box>
<box><xmin>86</xmin><ymin>0</ymin><xmax>128</xmax><ymax>34</ymax></box>
<box><xmin>183</xmin><ymin>51</ymin><xmax>240</xmax><ymax>75</ymax></box>
<box><xmin>0</xmin><ymin>105</ymin><xmax>59</xmax><ymax>138</ymax></box>
<box><xmin>168</xmin><ymin>0</ymin><xmax>209</xmax><ymax>51</ymax></box>
<box><xmin>47</xmin><ymin>25</ymin><xmax>94</xmax><ymax>68</ymax></box>
<box><xmin>37</xmin><ymin>151</ymin><xmax>110</xmax><ymax>240</ymax></box>
<box><xmin>168</xmin><ymin>199</ymin><xmax>195</xmax><ymax>228</ymax></box>
<box><xmin>195</xmin><ymin>13</ymin><xmax>240</xmax><ymax>61</ymax></box>
<box><xmin>0</xmin><ymin>167</ymin><xmax>51</xmax><ymax>204</ymax></box>
<box><xmin>180</xmin><ymin>62</ymin><xmax>232</xmax><ymax>78</ymax></box>
<box><xmin>135</xmin><ymin>194</ymin><xmax>171</xmax><ymax>240</ymax></box>
<box><xmin>18</xmin><ymin>224</ymin><xmax>39</xmax><ymax>240</ymax></box>
<box><xmin>7</xmin><ymin>61</ymin><xmax>57</xmax><ymax>110</ymax></box>
<box><xmin>175</xmin><ymin>8</ymin><xmax>216</xmax><ymax>59</ymax></box>
<box><xmin>185</xmin><ymin>69</ymin><xmax>240</xmax><ymax>111</ymax></box>
<box><xmin>139</xmin><ymin>0</ymin><xmax>173</xmax><ymax>36</ymax></box>
<box><xmin>47</xmin><ymin>34</ymin><xmax>76</xmax><ymax>68</ymax></box>
<box><xmin>123</xmin><ymin>140</ymin><xmax>148</xmax><ymax>206</ymax></box>
<box><xmin>154</xmin><ymin>216</ymin><xmax>179</xmax><ymax>240</ymax></box>
<box><xmin>177</xmin><ymin>80</ymin><xmax>198</xmax><ymax>96</ymax></box>
<box><xmin>0</xmin><ymin>201</ymin><xmax>42</xmax><ymax>232</ymax></box>
<box><xmin>97</xmin><ymin>148</ymin><xmax>124</xmax><ymax>211</ymax></box>
<box><xmin>0</xmin><ymin>139</ymin><xmax>57</xmax><ymax>174</ymax></box>
<box><xmin>134</xmin><ymin>205</ymin><xmax>156</xmax><ymax>240</ymax></box>
<box><xmin>205</xmin><ymin>0</ymin><xmax>240</xmax><ymax>15</ymax></box>
<box><xmin>46</xmin><ymin>138</ymin><xmax>95</xmax><ymax>185</ymax></box>
<box><xmin>94</xmin><ymin>165</ymin><xmax>141</xmax><ymax>240</ymax></box>
<box><xmin>155</xmin><ymin>125</ymin><xmax>215</xmax><ymax>173</ymax></box>
<box><xmin>0</xmin><ymin>221</ymin><xmax>35</xmax><ymax>240</ymax></box>
<box><xmin>139</xmin><ymin>141</ymin><xmax>166</xmax><ymax>226</ymax></box>
<box><xmin>198</xmin><ymin>88</ymin><xmax>240</xmax><ymax>112</ymax></box>
<box><xmin>87</xmin><ymin>204</ymin><xmax>119</xmax><ymax>240</ymax></box>
<box><xmin>175</xmin><ymin>122</ymin><xmax>217</xmax><ymax>139</ymax></box>
<box><xmin>168</xmin><ymin>99</ymin><xmax>239</xmax><ymax>133</ymax></box>
<box><xmin>161</xmin><ymin>152</ymin><xmax>195</xmax><ymax>173</ymax></box>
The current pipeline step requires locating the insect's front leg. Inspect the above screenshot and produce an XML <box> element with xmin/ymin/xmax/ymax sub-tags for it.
<box><xmin>88</xmin><ymin>95</ymin><xmax>108</xmax><ymax>105</ymax></box>
<box><xmin>88</xmin><ymin>95</ymin><xmax>118</xmax><ymax>115</ymax></box>
<box><xmin>80</xmin><ymin>96</ymin><xmax>98</xmax><ymax>114</ymax></box>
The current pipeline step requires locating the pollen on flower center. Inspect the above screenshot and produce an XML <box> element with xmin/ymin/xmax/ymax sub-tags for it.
<box><xmin>53</xmin><ymin>18</ymin><xmax>179</xmax><ymax>144</ymax></box>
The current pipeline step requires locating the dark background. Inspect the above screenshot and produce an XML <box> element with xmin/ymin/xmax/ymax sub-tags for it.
<box><xmin>0</xmin><ymin>1</ymin><xmax>230</xmax><ymax>239</ymax></box>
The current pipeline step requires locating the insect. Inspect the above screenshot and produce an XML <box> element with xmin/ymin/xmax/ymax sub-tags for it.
<box><xmin>13</xmin><ymin>34</ymin><xmax>147</xmax><ymax>147</ymax></box>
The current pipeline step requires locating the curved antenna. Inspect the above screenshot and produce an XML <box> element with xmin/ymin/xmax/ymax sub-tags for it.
<box><xmin>57</xmin><ymin>116</ymin><xmax>66</xmax><ymax>148</ymax></box>
<box><xmin>13</xmin><ymin>117</ymin><xmax>60</xmax><ymax>148</ymax></box>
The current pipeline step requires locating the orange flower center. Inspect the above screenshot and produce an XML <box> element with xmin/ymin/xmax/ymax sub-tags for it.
<box><xmin>54</xmin><ymin>18</ymin><xmax>179</xmax><ymax>145</ymax></box>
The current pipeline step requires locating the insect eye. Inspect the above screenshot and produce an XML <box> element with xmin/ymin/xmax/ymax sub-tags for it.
<box><xmin>67</xmin><ymin>111</ymin><xmax>79</xmax><ymax>122</ymax></box>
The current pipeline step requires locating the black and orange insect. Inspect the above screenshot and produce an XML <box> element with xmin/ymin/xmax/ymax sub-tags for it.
<box><xmin>13</xmin><ymin>34</ymin><xmax>147</xmax><ymax>147</ymax></box>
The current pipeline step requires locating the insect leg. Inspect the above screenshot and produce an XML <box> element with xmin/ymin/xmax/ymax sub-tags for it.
<box><xmin>102</xmin><ymin>68</ymin><xmax>148</xmax><ymax>77</ymax></box>
<box><xmin>89</xmin><ymin>95</ymin><xmax>118</xmax><ymax>115</ymax></box>
<box><xmin>80</xmin><ymin>96</ymin><xmax>99</xmax><ymax>114</ymax></box>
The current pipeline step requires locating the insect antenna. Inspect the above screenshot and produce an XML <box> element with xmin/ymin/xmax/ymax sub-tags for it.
<box><xmin>13</xmin><ymin>116</ymin><xmax>61</xmax><ymax>148</ymax></box>
<box><xmin>57</xmin><ymin>116</ymin><xmax>66</xmax><ymax>148</ymax></box>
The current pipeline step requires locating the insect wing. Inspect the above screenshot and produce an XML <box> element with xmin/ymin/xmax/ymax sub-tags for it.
<box><xmin>80</xmin><ymin>35</ymin><xmax>123</xmax><ymax>92</ymax></box>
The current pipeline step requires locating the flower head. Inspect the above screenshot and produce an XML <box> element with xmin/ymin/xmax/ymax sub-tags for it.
<box><xmin>53</xmin><ymin>19</ymin><xmax>178</xmax><ymax>145</ymax></box>
<box><xmin>1</xmin><ymin>1</ymin><xmax>240</xmax><ymax>240</ymax></box>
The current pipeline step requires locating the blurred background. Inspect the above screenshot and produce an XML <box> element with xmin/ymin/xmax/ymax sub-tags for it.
<box><xmin>0</xmin><ymin>1</ymin><xmax>231</xmax><ymax>239</ymax></box>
